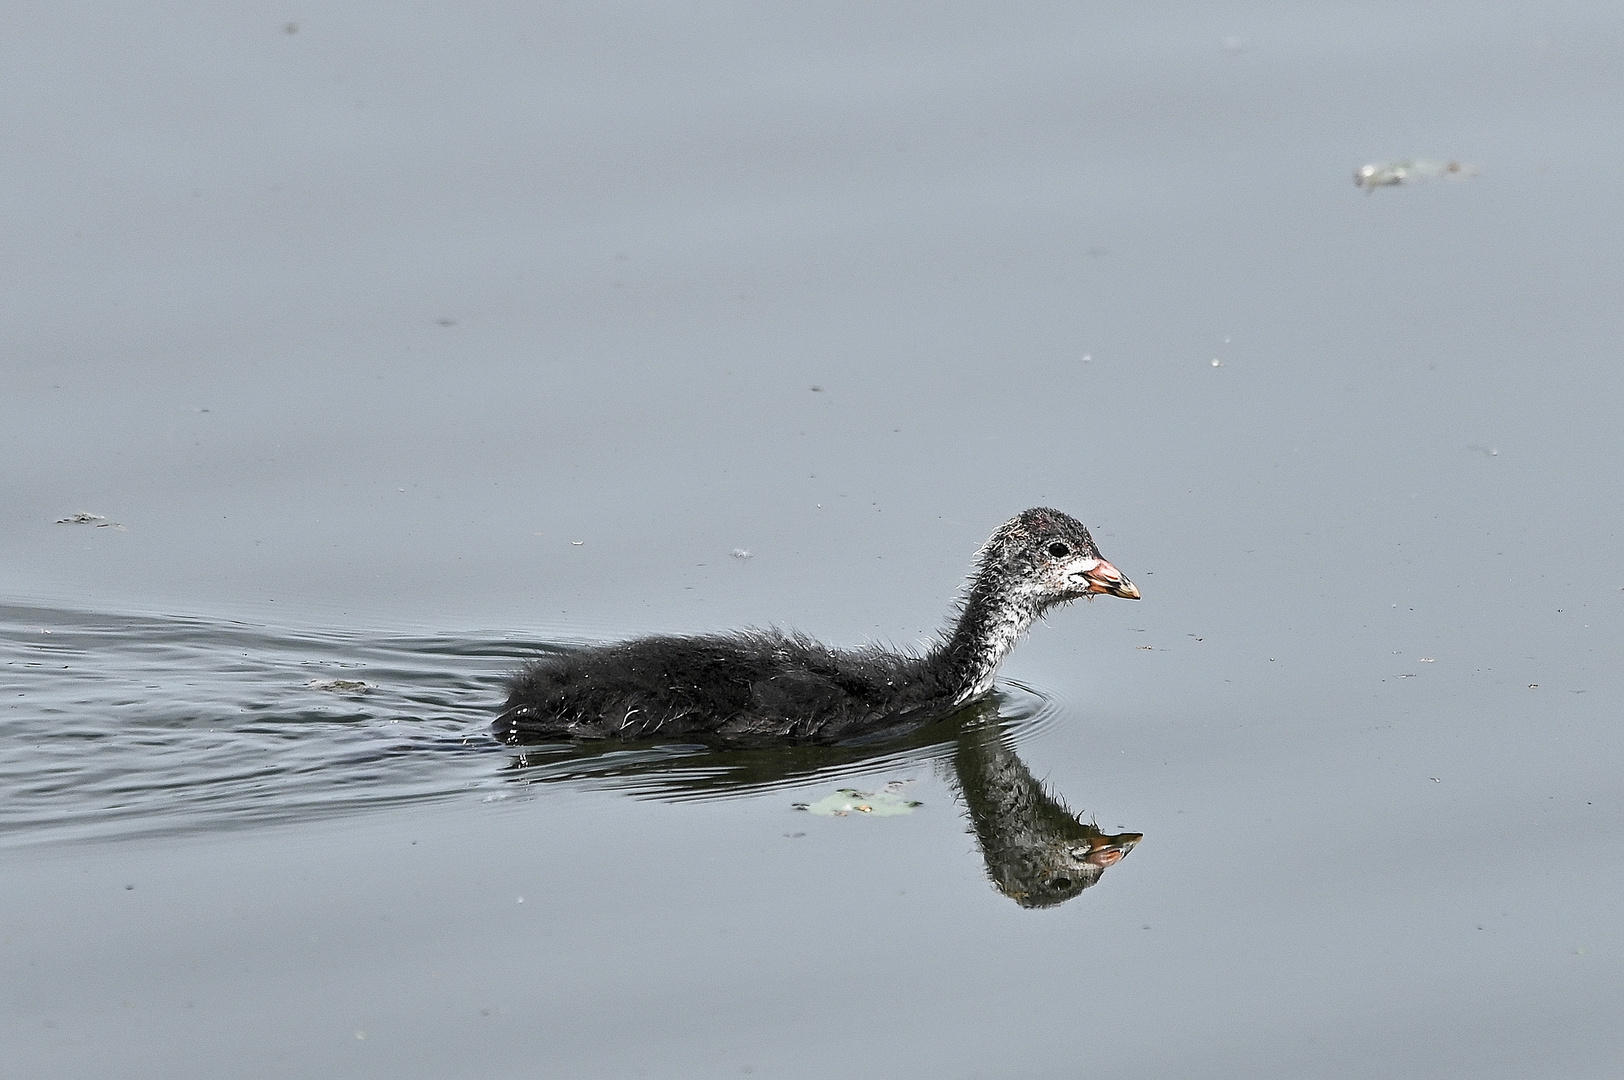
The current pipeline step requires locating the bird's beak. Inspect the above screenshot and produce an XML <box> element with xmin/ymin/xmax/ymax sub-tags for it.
<box><xmin>1081</xmin><ymin>558</ymin><xmax>1141</xmax><ymax>600</ymax></box>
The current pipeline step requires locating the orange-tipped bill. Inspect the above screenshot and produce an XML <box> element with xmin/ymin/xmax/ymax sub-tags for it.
<box><xmin>1081</xmin><ymin>558</ymin><xmax>1141</xmax><ymax>600</ymax></box>
<box><xmin>1084</xmin><ymin>831</ymin><xmax>1143</xmax><ymax>867</ymax></box>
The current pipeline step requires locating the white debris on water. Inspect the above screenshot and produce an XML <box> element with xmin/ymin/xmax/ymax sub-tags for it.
<box><xmin>1355</xmin><ymin>159</ymin><xmax>1474</xmax><ymax>192</ymax></box>
<box><xmin>56</xmin><ymin>512</ymin><xmax>125</xmax><ymax>529</ymax></box>
<box><xmin>793</xmin><ymin>780</ymin><xmax>921</xmax><ymax>817</ymax></box>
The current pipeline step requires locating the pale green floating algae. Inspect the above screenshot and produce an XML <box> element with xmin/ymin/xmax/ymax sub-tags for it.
<box><xmin>794</xmin><ymin>781</ymin><xmax>921</xmax><ymax>817</ymax></box>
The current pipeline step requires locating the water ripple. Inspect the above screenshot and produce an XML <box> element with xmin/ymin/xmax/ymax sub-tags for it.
<box><xmin>1</xmin><ymin>604</ymin><xmax>511</xmax><ymax>846</ymax></box>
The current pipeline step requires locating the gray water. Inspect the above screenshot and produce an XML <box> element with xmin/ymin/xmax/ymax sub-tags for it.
<box><xmin>5</xmin><ymin>1</ymin><xmax>1623</xmax><ymax>1076</ymax></box>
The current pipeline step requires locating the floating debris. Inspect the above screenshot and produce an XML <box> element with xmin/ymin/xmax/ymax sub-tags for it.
<box><xmin>306</xmin><ymin>678</ymin><xmax>374</xmax><ymax>694</ymax></box>
<box><xmin>730</xmin><ymin>548</ymin><xmax>753</xmax><ymax>560</ymax></box>
<box><xmin>55</xmin><ymin>513</ymin><xmax>125</xmax><ymax>529</ymax></box>
<box><xmin>1355</xmin><ymin>159</ymin><xmax>1473</xmax><ymax>192</ymax></box>
<box><xmin>794</xmin><ymin>781</ymin><xmax>921</xmax><ymax>817</ymax></box>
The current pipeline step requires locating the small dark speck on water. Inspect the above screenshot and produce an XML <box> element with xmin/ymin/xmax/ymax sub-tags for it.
<box><xmin>810</xmin><ymin>386</ymin><xmax>823</xmax><ymax>392</ymax></box>
<box><xmin>436</xmin><ymin>318</ymin><xmax>457</xmax><ymax>327</ymax></box>
<box><xmin>124</xmin><ymin>884</ymin><xmax>134</xmax><ymax>891</ymax></box>
<box><xmin>283</xmin><ymin>22</ymin><xmax>298</xmax><ymax>34</ymax></box>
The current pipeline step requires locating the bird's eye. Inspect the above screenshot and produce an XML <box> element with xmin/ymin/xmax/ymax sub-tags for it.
<box><xmin>1047</xmin><ymin>542</ymin><xmax>1071</xmax><ymax>558</ymax></box>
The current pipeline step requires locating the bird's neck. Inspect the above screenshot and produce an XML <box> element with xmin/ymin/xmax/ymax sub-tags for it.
<box><xmin>935</xmin><ymin>579</ymin><xmax>1042</xmax><ymax>702</ymax></box>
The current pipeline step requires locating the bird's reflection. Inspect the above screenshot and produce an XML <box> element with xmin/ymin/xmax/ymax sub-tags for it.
<box><xmin>949</xmin><ymin>712</ymin><xmax>1140</xmax><ymax>907</ymax></box>
<box><xmin>500</xmin><ymin>695</ymin><xmax>1140</xmax><ymax>908</ymax></box>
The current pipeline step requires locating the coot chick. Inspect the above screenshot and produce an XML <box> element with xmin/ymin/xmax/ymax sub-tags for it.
<box><xmin>496</xmin><ymin>508</ymin><xmax>1138</xmax><ymax>744</ymax></box>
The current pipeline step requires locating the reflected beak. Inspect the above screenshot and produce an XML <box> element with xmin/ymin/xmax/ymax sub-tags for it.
<box><xmin>1081</xmin><ymin>558</ymin><xmax>1141</xmax><ymax>600</ymax></box>
<box><xmin>1084</xmin><ymin>832</ymin><xmax>1143</xmax><ymax>867</ymax></box>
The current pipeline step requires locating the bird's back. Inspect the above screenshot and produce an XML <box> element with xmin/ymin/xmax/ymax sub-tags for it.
<box><xmin>496</xmin><ymin>629</ymin><xmax>956</xmax><ymax>743</ymax></box>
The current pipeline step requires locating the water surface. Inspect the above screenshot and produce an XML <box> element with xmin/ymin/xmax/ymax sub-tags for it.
<box><xmin>5</xmin><ymin>1</ymin><xmax>1623</xmax><ymax>1077</ymax></box>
